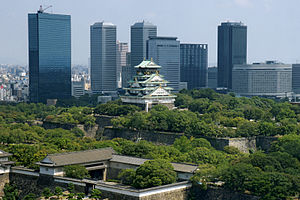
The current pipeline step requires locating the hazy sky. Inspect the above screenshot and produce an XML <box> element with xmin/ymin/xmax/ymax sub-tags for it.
<box><xmin>0</xmin><ymin>0</ymin><xmax>299</xmax><ymax>66</ymax></box>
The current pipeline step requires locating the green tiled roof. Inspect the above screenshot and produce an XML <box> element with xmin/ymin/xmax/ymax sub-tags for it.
<box><xmin>134</xmin><ymin>60</ymin><xmax>161</xmax><ymax>69</ymax></box>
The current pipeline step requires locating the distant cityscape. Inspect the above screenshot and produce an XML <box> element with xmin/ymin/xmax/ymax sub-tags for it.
<box><xmin>1</xmin><ymin>5</ymin><xmax>300</xmax><ymax>104</ymax></box>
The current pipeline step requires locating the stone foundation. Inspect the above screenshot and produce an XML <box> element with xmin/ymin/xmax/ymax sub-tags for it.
<box><xmin>102</xmin><ymin>127</ymin><xmax>278</xmax><ymax>153</ymax></box>
<box><xmin>0</xmin><ymin>173</ymin><xmax>9</xmax><ymax>196</ymax></box>
<box><xmin>191</xmin><ymin>186</ymin><xmax>260</xmax><ymax>200</ymax></box>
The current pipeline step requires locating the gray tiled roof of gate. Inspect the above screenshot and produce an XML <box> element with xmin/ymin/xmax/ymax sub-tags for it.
<box><xmin>110</xmin><ymin>155</ymin><xmax>198</xmax><ymax>173</ymax></box>
<box><xmin>42</xmin><ymin>147</ymin><xmax>114</xmax><ymax>166</ymax></box>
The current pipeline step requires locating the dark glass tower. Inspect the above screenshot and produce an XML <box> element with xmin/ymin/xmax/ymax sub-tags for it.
<box><xmin>217</xmin><ymin>22</ymin><xmax>247</xmax><ymax>89</ymax></box>
<box><xmin>130</xmin><ymin>21</ymin><xmax>157</xmax><ymax>76</ymax></box>
<box><xmin>180</xmin><ymin>44</ymin><xmax>208</xmax><ymax>89</ymax></box>
<box><xmin>28</xmin><ymin>10</ymin><xmax>71</xmax><ymax>103</ymax></box>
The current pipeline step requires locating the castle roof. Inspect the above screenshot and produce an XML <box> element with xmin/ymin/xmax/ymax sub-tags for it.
<box><xmin>38</xmin><ymin>148</ymin><xmax>114</xmax><ymax>167</ymax></box>
<box><xmin>134</xmin><ymin>60</ymin><xmax>161</xmax><ymax>69</ymax></box>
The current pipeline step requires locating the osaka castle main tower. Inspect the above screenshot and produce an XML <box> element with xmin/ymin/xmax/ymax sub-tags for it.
<box><xmin>121</xmin><ymin>60</ymin><xmax>176</xmax><ymax>111</ymax></box>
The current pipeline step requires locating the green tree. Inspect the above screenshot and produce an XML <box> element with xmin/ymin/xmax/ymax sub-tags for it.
<box><xmin>67</xmin><ymin>183</ymin><xmax>75</xmax><ymax>193</ymax></box>
<box><xmin>132</xmin><ymin>159</ymin><xmax>177</xmax><ymax>189</ymax></box>
<box><xmin>76</xmin><ymin>193</ymin><xmax>85</xmax><ymax>200</ymax></box>
<box><xmin>173</xmin><ymin>136</ymin><xmax>192</xmax><ymax>153</ymax></box>
<box><xmin>64</xmin><ymin>165</ymin><xmax>90</xmax><ymax>179</ymax></box>
<box><xmin>118</xmin><ymin>169</ymin><xmax>136</xmax><ymax>185</ymax></box>
<box><xmin>23</xmin><ymin>193</ymin><xmax>36</xmax><ymax>200</ymax></box>
<box><xmin>42</xmin><ymin>187</ymin><xmax>53</xmax><ymax>199</ymax></box>
<box><xmin>90</xmin><ymin>189</ymin><xmax>102</xmax><ymax>200</ymax></box>
<box><xmin>54</xmin><ymin>186</ymin><xmax>63</xmax><ymax>198</ymax></box>
<box><xmin>3</xmin><ymin>183</ymin><xmax>19</xmax><ymax>200</ymax></box>
<box><xmin>221</xmin><ymin>163</ymin><xmax>261</xmax><ymax>192</ymax></box>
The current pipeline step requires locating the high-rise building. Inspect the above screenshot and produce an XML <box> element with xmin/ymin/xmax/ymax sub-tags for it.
<box><xmin>232</xmin><ymin>61</ymin><xmax>292</xmax><ymax>97</ymax></box>
<box><xmin>217</xmin><ymin>22</ymin><xmax>247</xmax><ymax>89</ymax></box>
<box><xmin>292</xmin><ymin>64</ymin><xmax>300</xmax><ymax>94</ymax></box>
<box><xmin>180</xmin><ymin>44</ymin><xmax>208</xmax><ymax>89</ymax></box>
<box><xmin>28</xmin><ymin>9</ymin><xmax>71</xmax><ymax>103</ymax></box>
<box><xmin>116</xmin><ymin>41</ymin><xmax>129</xmax><ymax>88</ymax></box>
<box><xmin>90</xmin><ymin>22</ymin><xmax>117</xmax><ymax>94</ymax></box>
<box><xmin>72</xmin><ymin>78</ymin><xmax>85</xmax><ymax>98</ymax></box>
<box><xmin>147</xmin><ymin>37</ymin><xmax>180</xmax><ymax>92</ymax></box>
<box><xmin>122</xmin><ymin>52</ymin><xmax>131</xmax><ymax>88</ymax></box>
<box><xmin>130</xmin><ymin>21</ymin><xmax>157</xmax><ymax>76</ymax></box>
<box><xmin>208</xmin><ymin>67</ymin><xmax>218</xmax><ymax>89</ymax></box>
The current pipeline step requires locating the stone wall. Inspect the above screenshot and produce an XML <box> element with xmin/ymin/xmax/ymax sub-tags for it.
<box><xmin>191</xmin><ymin>186</ymin><xmax>260</xmax><ymax>200</ymax></box>
<box><xmin>95</xmin><ymin>181</ymin><xmax>191</xmax><ymax>200</ymax></box>
<box><xmin>0</xmin><ymin>173</ymin><xmax>9</xmax><ymax>196</ymax></box>
<box><xmin>203</xmin><ymin>137</ymin><xmax>257</xmax><ymax>153</ymax></box>
<box><xmin>102</xmin><ymin>128</ymin><xmax>278</xmax><ymax>153</ymax></box>
<box><xmin>42</xmin><ymin>121</ymin><xmax>76</xmax><ymax>130</ymax></box>
<box><xmin>95</xmin><ymin>115</ymin><xmax>115</xmax><ymax>128</ymax></box>
<box><xmin>9</xmin><ymin>172</ymin><xmax>40</xmax><ymax>198</ymax></box>
<box><xmin>102</xmin><ymin>127</ymin><xmax>183</xmax><ymax>145</ymax></box>
<box><xmin>256</xmin><ymin>136</ymin><xmax>278</xmax><ymax>152</ymax></box>
<box><xmin>140</xmin><ymin>187</ymin><xmax>189</xmax><ymax>200</ymax></box>
<box><xmin>77</xmin><ymin>124</ymin><xmax>99</xmax><ymax>138</ymax></box>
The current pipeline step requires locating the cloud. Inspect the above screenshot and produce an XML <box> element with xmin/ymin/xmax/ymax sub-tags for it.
<box><xmin>234</xmin><ymin>0</ymin><xmax>252</xmax><ymax>7</ymax></box>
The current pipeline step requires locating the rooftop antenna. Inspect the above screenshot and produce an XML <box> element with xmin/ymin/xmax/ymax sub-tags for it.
<box><xmin>38</xmin><ymin>5</ymin><xmax>53</xmax><ymax>13</ymax></box>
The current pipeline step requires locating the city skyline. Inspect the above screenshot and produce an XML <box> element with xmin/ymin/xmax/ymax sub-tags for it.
<box><xmin>0</xmin><ymin>0</ymin><xmax>299</xmax><ymax>66</ymax></box>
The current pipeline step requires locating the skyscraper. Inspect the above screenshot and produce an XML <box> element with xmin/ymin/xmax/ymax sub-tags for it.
<box><xmin>122</xmin><ymin>52</ymin><xmax>131</xmax><ymax>88</ymax></box>
<box><xmin>217</xmin><ymin>22</ymin><xmax>247</xmax><ymax>89</ymax></box>
<box><xmin>28</xmin><ymin>9</ymin><xmax>71</xmax><ymax>103</ymax></box>
<box><xmin>90</xmin><ymin>22</ymin><xmax>117</xmax><ymax>94</ymax></box>
<box><xmin>180</xmin><ymin>44</ymin><xmax>208</xmax><ymax>89</ymax></box>
<box><xmin>116</xmin><ymin>41</ymin><xmax>129</xmax><ymax>88</ymax></box>
<box><xmin>292</xmin><ymin>64</ymin><xmax>300</xmax><ymax>94</ymax></box>
<box><xmin>130</xmin><ymin>21</ymin><xmax>157</xmax><ymax>76</ymax></box>
<box><xmin>147</xmin><ymin>37</ymin><xmax>180</xmax><ymax>92</ymax></box>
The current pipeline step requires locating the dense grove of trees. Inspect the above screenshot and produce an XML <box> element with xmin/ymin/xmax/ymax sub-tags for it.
<box><xmin>112</xmin><ymin>89</ymin><xmax>300</xmax><ymax>137</ymax></box>
<box><xmin>2</xmin><ymin>89</ymin><xmax>300</xmax><ymax>198</ymax></box>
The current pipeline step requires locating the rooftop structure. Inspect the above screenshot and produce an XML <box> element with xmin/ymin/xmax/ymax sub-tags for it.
<box><xmin>36</xmin><ymin>147</ymin><xmax>196</xmax><ymax>182</ymax></box>
<box><xmin>38</xmin><ymin>148</ymin><xmax>114</xmax><ymax>167</ymax></box>
<box><xmin>121</xmin><ymin>60</ymin><xmax>176</xmax><ymax>111</ymax></box>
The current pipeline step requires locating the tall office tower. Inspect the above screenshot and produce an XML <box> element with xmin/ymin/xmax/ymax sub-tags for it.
<box><xmin>180</xmin><ymin>44</ymin><xmax>208</xmax><ymax>89</ymax></box>
<box><xmin>116</xmin><ymin>41</ymin><xmax>129</xmax><ymax>88</ymax></box>
<box><xmin>292</xmin><ymin>64</ymin><xmax>300</xmax><ymax>94</ymax></box>
<box><xmin>90</xmin><ymin>22</ymin><xmax>117</xmax><ymax>94</ymax></box>
<box><xmin>217</xmin><ymin>22</ymin><xmax>247</xmax><ymax>89</ymax></box>
<box><xmin>147</xmin><ymin>37</ymin><xmax>180</xmax><ymax>92</ymax></box>
<box><xmin>122</xmin><ymin>52</ymin><xmax>131</xmax><ymax>88</ymax></box>
<box><xmin>208</xmin><ymin>67</ymin><xmax>218</xmax><ymax>89</ymax></box>
<box><xmin>130</xmin><ymin>21</ymin><xmax>157</xmax><ymax>76</ymax></box>
<box><xmin>28</xmin><ymin>8</ymin><xmax>71</xmax><ymax>103</ymax></box>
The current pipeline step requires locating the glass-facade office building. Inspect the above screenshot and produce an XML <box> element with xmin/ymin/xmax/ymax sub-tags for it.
<box><xmin>217</xmin><ymin>22</ymin><xmax>247</xmax><ymax>89</ymax></box>
<box><xmin>147</xmin><ymin>37</ymin><xmax>180</xmax><ymax>92</ymax></box>
<box><xmin>28</xmin><ymin>12</ymin><xmax>71</xmax><ymax>103</ymax></box>
<box><xmin>180</xmin><ymin>44</ymin><xmax>208</xmax><ymax>89</ymax></box>
<box><xmin>130</xmin><ymin>21</ymin><xmax>157</xmax><ymax>76</ymax></box>
<box><xmin>90</xmin><ymin>22</ymin><xmax>117</xmax><ymax>94</ymax></box>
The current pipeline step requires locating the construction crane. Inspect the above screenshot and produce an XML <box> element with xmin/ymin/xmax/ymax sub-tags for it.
<box><xmin>38</xmin><ymin>5</ymin><xmax>52</xmax><ymax>13</ymax></box>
